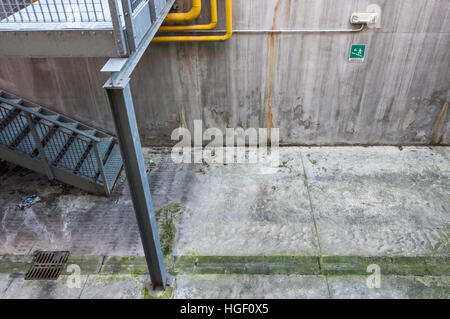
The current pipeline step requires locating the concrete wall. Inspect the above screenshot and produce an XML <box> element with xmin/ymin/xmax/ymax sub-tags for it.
<box><xmin>0</xmin><ymin>0</ymin><xmax>449</xmax><ymax>146</ymax></box>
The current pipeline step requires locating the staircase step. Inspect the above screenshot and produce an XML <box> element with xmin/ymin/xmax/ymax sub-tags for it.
<box><xmin>0</xmin><ymin>104</ymin><xmax>20</xmax><ymax>127</ymax></box>
<box><xmin>36</xmin><ymin>116</ymin><xmax>79</xmax><ymax>163</ymax></box>
<box><xmin>76</xmin><ymin>130</ymin><xmax>98</xmax><ymax>143</ymax></box>
<box><xmin>28</xmin><ymin>106</ymin><xmax>42</xmax><ymax>113</ymax></box>
<box><xmin>42</xmin><ymin>128</ymin><xmax>73</xmax><ymax>163</ymax></box>
<box><xmin>17</xmin><ymin>116</ymin><xmax>53</xmax><ymax>156</ymax></box>
<box><xmin>80</xmin><ymin>129</ymin><xmax>97</xmax><ymax>137</ymax></box>
<box><xmin>0</xmin><ymin>102</ymin><xmax>14</xmax><ymax>121</ymax></box>
<box><xmin>77</xmin><ymin>137</ymin><xmax>114</xmax><ymax>180</ymax></box>
<box><xmin>8</xmin><ymin>98</ymin><xmax>23</xmax><ymax>105</ymax></box>
<box><xmin>39</xmin><ymin>115</ymin><xmax>60</xmax><ymax>127</ymax></box>
<box><xmin>98</xmin><ymin>138</ymin><xmax>114</xmax><ymax>161</ymax></box>
<box><xmin>1</xmin><ymin>97</ymin><xmax>24</xmax><ymax>106</ymax></box>
<box><xmin>101</xmin><ymin>143</ymin><xmax>123</xmax><ymax>189</ymax></box>
<box><xmin>58</xmin><ymin>136</ymin><xmax>112</xmax><ymax>175</ymax></box>
<box><xmin>0</xmin><ymin>111</ymin><xmax>29</xmax><ymax>147</ymax></box>
<box><xmin>15</xmin><ymin>131</ymin><xmax>38</xmax><ymax>155</ymax></box>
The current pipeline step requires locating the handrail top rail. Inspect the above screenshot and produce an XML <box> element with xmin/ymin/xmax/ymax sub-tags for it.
<box><xmin>0</xmin><ymin>96</ymin><xmax>101</xmax><ymax>142</ymax></box>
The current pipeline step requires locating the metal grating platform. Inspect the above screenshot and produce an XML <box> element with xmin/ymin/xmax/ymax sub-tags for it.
<box><xmin>24</xmin><ymin>251</ymin><xmax>69</xmax><ymax>280</ymax></box>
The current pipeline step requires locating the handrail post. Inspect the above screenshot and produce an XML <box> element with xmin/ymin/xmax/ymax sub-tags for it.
<box><xmin>93</xmin><ymin>141</ymin><xmax>110</xmax><ymax>195</ymax></box>
<box><xmin>25</xmin><ymin>113</ymin><xmax>54</xmax><ymax>180</ymax></box>
<box><xmin>108</xmin><ymin>0</ymin><xmax>128</xmax><ymax>56</ymax></box>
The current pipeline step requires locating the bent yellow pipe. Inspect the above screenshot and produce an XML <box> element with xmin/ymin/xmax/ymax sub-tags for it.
<box><xmin>153</xmin><ymin>0</ymin><xmax>232</xmax><ymax>42</ymax></box>
<box><xmin>159</xmin><ymin>0</ymin><xmax>217</xmax><ymax>31</ymax></box>
<box><xmin>164</xmin><ymin>0</ymin><xmax>202</xmax><ymax>23</ymax></box>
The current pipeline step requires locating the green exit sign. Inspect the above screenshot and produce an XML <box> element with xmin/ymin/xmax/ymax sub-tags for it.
<box><xmin>349</xmin><ymin>44</ymin><xmax>367</xmax><ymax>62</ymax></box>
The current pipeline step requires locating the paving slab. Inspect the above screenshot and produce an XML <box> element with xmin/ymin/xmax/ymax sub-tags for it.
<box><xmin>0</xmin><ymin>161</ymin><xmax>143</xmax><ymax>256</ymax></box>
<box><xmin>172</xmin><ymin>148</ymin><xmax>318</xmax><ymax>256</ymax></box>
<box><xmin>2</xmin><ymin>275</ymin><xmax>89</xmax><ymax>299</ymax></box>
<box><xmin>173</xmin><ymin>274</ymin><xmax>329</xmax><ymax>299</ymax></box>
<box><xmin>0</xmin><ymin>274</ymin><xmax>13</xmax><ymax>296</ymax></box>
<box><xmin>328</xmin><ymin>275</ymin><xmax>450</xmax><ymax>299</ymax></box>
<box><xmin>79</xmin><ymin>274</ymin><xmax>146</xmax><ymax>299</ymax></box>
<box><xmin>301</xmin><ymin>147</ymin><xmax>450</xmax><ymax>256</ymax></box>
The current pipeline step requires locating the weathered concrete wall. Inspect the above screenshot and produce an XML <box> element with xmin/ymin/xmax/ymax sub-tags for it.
<box><xmin>0</xmin><ymin>0</ymin><xmax>449</xmax><ymax>146</ymax></box>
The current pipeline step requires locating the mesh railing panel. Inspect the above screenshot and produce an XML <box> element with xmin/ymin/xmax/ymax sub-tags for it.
<box><xmin>0</xmin><ymin>0</ymin><xmax>111</xmax><ymax>23</ymax></box>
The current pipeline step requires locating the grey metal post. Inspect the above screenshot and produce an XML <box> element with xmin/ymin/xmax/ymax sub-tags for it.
<box><xmin>105</xmin><ymin>80</ymin><xmax>167</xmax><ymax>289</ymax></box>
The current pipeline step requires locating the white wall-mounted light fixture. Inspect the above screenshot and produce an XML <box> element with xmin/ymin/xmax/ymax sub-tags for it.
<box><xmin>350</xmin><ymin>12</ymin><xmax>380</xmax><ymax>28</ymax></box>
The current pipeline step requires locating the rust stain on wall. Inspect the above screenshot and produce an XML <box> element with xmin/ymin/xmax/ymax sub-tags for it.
<box><xmin>432</xmin><ymin>101</ymin><xmax>448</xmax><ymax>144</ymax></box>
<box><xmin>265</xmin><ymin>33</ymin><xmax>275</xmax><ymax>141</ymax></box>
<box><xmin>264</xmin><ymin>0</ymin><xmax>286</xmax><ymax>141</ymax></box>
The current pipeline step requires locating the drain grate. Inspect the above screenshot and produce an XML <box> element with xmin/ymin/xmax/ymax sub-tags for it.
<box><xmin>24</xmin><ymin>251</ymin><xmax>69</xmax><ymax>280</ymax></box>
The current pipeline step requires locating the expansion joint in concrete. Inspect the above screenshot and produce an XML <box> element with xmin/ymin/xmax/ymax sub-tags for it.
<box><xmin>299</xmin><ymin>151</ymin><xmax>330</xmax><ymax>296</ymax></box>
<box><xmin>77</xmin><ymin>274</ymin><xmax>90</xmax><ymax>299</ymax></box>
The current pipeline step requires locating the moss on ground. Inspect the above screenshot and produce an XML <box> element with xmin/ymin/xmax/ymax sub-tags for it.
<box><xmin>174</xmin><ymin>255</ymin><xmax>450</xmax><ymax>276</ymax></box>
<box><xmin>101</xmin><ymin>256</ymin><xmax>148</xmax><ymax>275</ymax></box>
<box><xmin>142</xmin><ymin>286</ymin><xmax>173</xmax><ymax>299</ymax></box>
<box><xmin>155</xmin><ymin>203</ymin><xmax>184</xmax><ymax>257</ymax></box>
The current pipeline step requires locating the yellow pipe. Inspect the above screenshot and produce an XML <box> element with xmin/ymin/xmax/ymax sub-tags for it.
<box><xmin>159</xmin><ymin>0</ymin><xmax>217</xmax><ymax>31</ymax></box>
<box><xmin>164</xmin><ymin>0</ymin><xmax>202</xmax><ymax>23</ymax></box>
<box><xmin>153</xmin><ymin>0</ymin><xmax>232</xmax><ymax>42</ymax></box>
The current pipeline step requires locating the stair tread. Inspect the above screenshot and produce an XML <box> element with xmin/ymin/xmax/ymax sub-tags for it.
<box><xmin>101</xmin><ymin>143</ymin><xmax>123</xmax><ymax>188</ymax></box>
<box><xmin>98</xmin><ymin>137</ymin><xmax>114</xmax><ymax>156</ymax></box>
<box><xmin>77</xmin><ymin>137</ymin><xmax>114</xmax><ymax>180</ymax></box>
<box><xmin>0</xmin><ymin>104</ymin><xmax>19</xmax><ymax>124</ymax></box>
<box><xmin>8</xmin><ymin>98</ymin><xmax>22</xmax><ymax>105</ymax></box>
<box><xmin>39</xmin><ymin>115</ymin><xmax>59</xmax><ymax>126</ymax></box>
<box><xmin>77</xmin><ymin>129</ymin><xmax>98</xmax><ymax>141</ymax></box>
<box><xmin>28</xmin><ymin>106</ymin><xmax>41</xmax><ymax>112</ymax></box>
<box><xmin>15</xmin><ymin>120</ymin><xmax>52</xmax><ymax>155</ymax></box>
<box><xmin>0</xmin><ymin>113</ymin><xmax>29</xmax><ymax>147</ymax></box>
<box><xmin>79</xmin><ymin>129</ymin><xmax>96</xmax><ymax>136</ymax></box>
<box><xmin>0</xmin><ymin>102</ymin><xmax>14</xmax><ymax>113</ymax></box>
<box><xmin>54</xmin><ymin>137</ymin><xmax>88</xmax><ymax>171</ymax></box>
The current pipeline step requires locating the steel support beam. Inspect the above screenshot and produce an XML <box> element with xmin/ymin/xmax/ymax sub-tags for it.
<box><xmin>105</xmin><ymin>81</ymin><xmax>167</xmax><ymax>289</ymax></box>
<box><xmin>101</xmin><ymin>0</ymin><xmax>176</xmax><ymax>290</ymax></box>
<box><xmin>103</xmin><ymin>0</ymin><xmax>176</xmax><ymax>89</ymax></box>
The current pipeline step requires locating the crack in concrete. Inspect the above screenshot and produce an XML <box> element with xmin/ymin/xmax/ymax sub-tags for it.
<box><xmin>299</xmin><ymin>151</ymin><xmax>331</xmax><ymax>298</ymax></box>
<box><xmin>77</xmin><ymin>274</ymin><xmax>90</xmax><ymax>299</ymax></box>
<box><xmin>98</xmin><ymin>255</ymin><xmax>107</xmax><ymax>274</ymax></box>
<box><xmin>2</xmin><ymin>277</ymin><xmax>14</xmax><ymax>295</ymax></box>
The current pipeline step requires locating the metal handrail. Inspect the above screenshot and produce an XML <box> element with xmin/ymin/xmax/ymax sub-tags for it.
<box><xmin>0</xmin><ymin>96</ymin><xmax>101</xmax><ymax>142</ymax></box>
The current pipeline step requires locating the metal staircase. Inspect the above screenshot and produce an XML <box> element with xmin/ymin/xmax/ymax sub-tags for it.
<box><xmin>0</xmin><ymin>90</ymin><xmax>123</xmax><ymax>196</ymax></box>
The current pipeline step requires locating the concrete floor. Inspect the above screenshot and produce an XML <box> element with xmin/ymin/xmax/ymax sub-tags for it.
<box><xmin>0</xmin><ymin>146</ymin><xmax>449</xmax><ymax>299</ymax></box>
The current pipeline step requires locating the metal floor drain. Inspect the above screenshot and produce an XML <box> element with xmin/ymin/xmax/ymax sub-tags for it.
<box><xmin>24</xmin><ymin>251</ymin><xmax>70</xmax><ymax>280</ymax></box>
